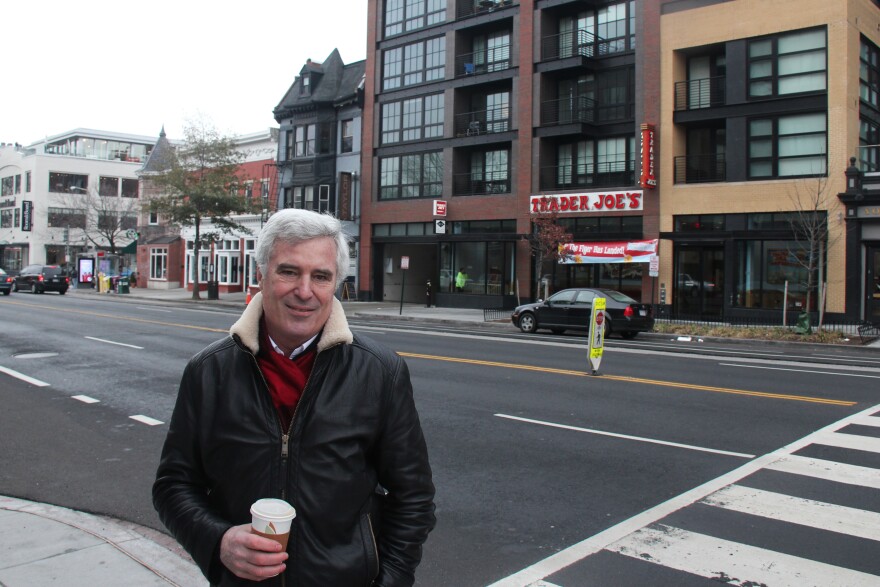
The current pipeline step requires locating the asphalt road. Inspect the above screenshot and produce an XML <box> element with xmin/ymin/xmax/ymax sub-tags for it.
<box><xmin>1</xmin><ymin>293</ymin><xmax>878</xmax><ymax>586</ymax></box>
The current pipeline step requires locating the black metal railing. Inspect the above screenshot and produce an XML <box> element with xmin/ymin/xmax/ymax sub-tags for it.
<box><xmin>539</xmin><ymin>162</ymin><xmax>635</xmax><ymax>191</ymax></box>
<box><xmin>674</xmin><ymin>76</ymin><xmax>726</xmax><ymax>111</ymax></box>
<box><xmin>454</xmin><ymin>107</ymin><xmax>512</xmax><ymax>137</ymax></box>
<box><xmin>540</xmin><ymin>96</ymin><xmax>596</xmax><ymax>126</ymax></box>
<box><xmin>455</xmin><ymin>45</ymin><xmax>512</xmax><ymax>78</ymax></box>
<box><xmin>541</xmin><ymin>29</ymin><xmax>607</xmax><ymax>61</ymax></box>
<box><xmin>456</xmin><ymin>0</ymin><xmax>515</xmax><ymax>19</ymax></box>
<box><xmin>673</xmin><ymin>153</ymin><xmax>726</xmax><ymax>183</ymax></box>
<box><xmin>453</xmin><ymin>173</ymin><xmax>511</xmax><ymax>196</ymax></box>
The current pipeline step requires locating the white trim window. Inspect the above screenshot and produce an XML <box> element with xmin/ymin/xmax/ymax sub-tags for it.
<box><xmin>150</xmin><ymin>248</ymin><xmax>168</xmax><ymax>280</ymax></box>
<box><xmin>215</xmin><ymin>239</ymin><xmax>241</xmax><ymax>285</ymax></box>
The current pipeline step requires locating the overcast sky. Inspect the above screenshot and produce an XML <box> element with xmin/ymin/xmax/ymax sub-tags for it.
<box><xmin>3</xmin><ymin>0</ymin><xmax>368</xmax><ymax>146</ymax></box>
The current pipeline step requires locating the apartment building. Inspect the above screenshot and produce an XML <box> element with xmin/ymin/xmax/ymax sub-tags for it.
<box><xmin>361</xmin><ymin>0</ymin><xmax>656</xmax><ymax>308</ymax></box>
<box><xmin>0</xmin><ymin>129</ymin><xmax>155</xmax><ymax>279</ymax></box>
<box><xmin>274</xmin><ymin>50</ymin><xmax>366</xmax><ymax>289</ymax></box>
<box><xmin>660</xmin><ymin>0</ymin><xmax>880</xmax><ymax>322</ymax></box>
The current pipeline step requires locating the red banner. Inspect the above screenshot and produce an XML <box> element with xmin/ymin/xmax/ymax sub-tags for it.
<box><xmin>640</xmin><ymin>124</ymin><xmax>656</xmax><ymax>189</ymax></box>
<box><xmin>560</xmin><ymin>239</ymin><xmax>658</xmax><ymax>264</ymax></box>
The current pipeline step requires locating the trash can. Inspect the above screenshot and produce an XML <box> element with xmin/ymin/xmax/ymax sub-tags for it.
<box><xmin>795</xmin><ymin>311</ymin><xmax>812</xmax><ymax>335</ymax></box>
<box><xmin>207</xmin><ymin>280</ymin><xmax>219</xmax><ymax>300</ymax></box>
<box><xmin>117</xmin><ymin>279</ymin><xmax>129</xmax><ymax>294</ymax></box>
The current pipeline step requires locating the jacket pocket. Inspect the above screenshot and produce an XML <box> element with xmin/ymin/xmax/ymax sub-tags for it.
<box><xmin>360</xmin><ymin>512</ymin><xmax>380</xmax><ymax>585</ymax></box>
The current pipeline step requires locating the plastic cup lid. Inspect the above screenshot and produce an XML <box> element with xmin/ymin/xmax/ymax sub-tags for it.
<box><xmin>251</xmin><ymin>498</ymin><xmax>296</xmax><ymax>520</ymax></box>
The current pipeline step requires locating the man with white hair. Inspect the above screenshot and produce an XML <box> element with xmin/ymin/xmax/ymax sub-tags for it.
<box><xmin>154</xmin><ymin>208</ymin><xmax>436</xmax><ymax>586</ymax></box>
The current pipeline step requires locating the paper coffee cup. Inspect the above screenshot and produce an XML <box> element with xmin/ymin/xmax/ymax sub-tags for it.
<box><xmin>251</xmin><ymin>498</ymin><xmax>296</xmax><ymax>549</ymax></box>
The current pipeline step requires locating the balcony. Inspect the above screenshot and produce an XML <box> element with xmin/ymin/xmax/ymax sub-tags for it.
<box><xmin>454</xmin><ymin>107</ymin><xmax>512</xmax><ymax>137</ymax></box>
<box><xmin>541</xmin><ymin>29</ymin><xmax>606</xmax><ymax>62</ymax></box>
<box><xmin>674</xmin><ymin>76</ymin><xmax>726</xmax><ymax>111</ymax></box>
<box><xmin>539</xmin><ymin>161</ymin><xmax>635</xmax><ymax>191</ymax></box>
<box><xmin>455</xmin><ymin>45</ymin><xmax>512</xmax><ymax>78</ymax></box>
<box><xmin>456</xmin><ymin>0</ymin><xmax>515</xmax><ymax>19</ymax></box>
<box><xmin>541</xmin><ymin>96</ymin><xmax>596</xmax><ymax>126</ymax></box>
<box><xmin>453</xmin><ymin>173</ymin><xmax>511</xmax><ymax>195</ymax></box>
<box><xmin>674</xmin><ymin>154</ymin><xmax>726</xmax><ymax>184</ymax></box>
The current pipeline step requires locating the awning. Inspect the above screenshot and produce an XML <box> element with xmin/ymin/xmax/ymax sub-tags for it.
<box><xmin>121</xmin><ymin>240</ymin><xmax>138</xmax><ymax>254</ymax></box>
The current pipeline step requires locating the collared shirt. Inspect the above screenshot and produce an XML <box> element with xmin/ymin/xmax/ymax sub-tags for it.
<box><xmin>268</xmin><ymin>333</ymin><xmax>319</xmax><ymax>359</ymax></box>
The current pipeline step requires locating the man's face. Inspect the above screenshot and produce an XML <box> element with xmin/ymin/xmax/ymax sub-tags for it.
<box><xmin>258</xmin><ymin>237</ymin><xmax>338</xmax><ymax>355</ymax></box>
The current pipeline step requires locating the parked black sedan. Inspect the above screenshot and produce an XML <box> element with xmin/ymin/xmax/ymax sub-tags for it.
<box><xmin>511</xmin><ymin>287</ymin><xmax>654</xmax><ymax>338</ymax></box>
<box><xmin>0</xmin><ymin>268</ymin><xmax>13</xmax><ymax>295</ymax></box>
<box><xmin>13</xmin><ymin>264</ymin><xmax>70</xmax><ymax>294</ymax></box>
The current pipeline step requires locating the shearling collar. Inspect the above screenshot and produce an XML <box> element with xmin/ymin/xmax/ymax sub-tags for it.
<box><xmin>229</xmin><ymin>291</ymin><xmax>353</xmax><ymax>355</ymax></box>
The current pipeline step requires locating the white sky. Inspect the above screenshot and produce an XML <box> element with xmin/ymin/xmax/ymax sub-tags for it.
<box><xmin>2</xmin><ymin>0</ymin><xmax>368</xmax><ymax>146</ymax></box>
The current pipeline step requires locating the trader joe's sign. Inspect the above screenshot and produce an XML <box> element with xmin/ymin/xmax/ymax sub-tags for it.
<box><xmin>530</xmin><ymin>191</ymin><xmax>643</xmax><ymax>214</ymax></box>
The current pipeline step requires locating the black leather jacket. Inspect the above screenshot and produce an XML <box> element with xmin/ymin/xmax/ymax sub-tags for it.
<box><xmin>153</xmin><ymin>294</ymin><xmax>436</xmax><ymax>586</ymax></box>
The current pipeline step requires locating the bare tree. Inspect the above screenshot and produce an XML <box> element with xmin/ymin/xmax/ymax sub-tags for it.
<box><xmin>787</xmin><ymin>176</ymin><xmax>840</xmax><ymax>328</ymax></box>
<box><xmin>145</xmin><ymin>119</ymin><xmax>255</xmax><ymax>300</ymax></box>
<box><xmin>60</xmin><ymin>187</ymin><xmax>139</xmax><ymax>255</ymax></box>
<box><xmin>522</xmin><ymin>203</ymin><xmax>572</xmax><ymax>299</ymax></box>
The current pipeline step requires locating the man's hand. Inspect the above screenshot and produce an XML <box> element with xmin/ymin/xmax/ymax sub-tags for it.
<box><xmin>220</xmin><ymin>523</ymin><xmax>289</xmax><ymax>581</ymax></box>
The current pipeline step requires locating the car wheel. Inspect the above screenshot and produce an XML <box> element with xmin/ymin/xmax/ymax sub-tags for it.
<box><xmin>35</xmin><ymin>285</ymin><xmax>44</xmax><ymax>294</ymax></box>
<box><xmin>59</xmin><ymin>289</ymin><xmax>67</xmax><ymax>295</ymax></box>
<box><xmin>2</xmin><ymin>290</ymin><xmax>10</xmax><ymax>296</ymax></box>
<box><xmin>621</xmin><ymin>331</ymin><xmax>638</xmax><ymax>339</ymax></box>
<box><xmin>518</xmin><ymin>312</ymin><xmax>537</xmax><ymax>333</ymax></box>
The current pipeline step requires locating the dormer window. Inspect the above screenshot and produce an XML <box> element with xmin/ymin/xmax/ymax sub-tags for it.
<box><xmin>302</xmin><ymin>74</ymin><xmax>311</xmax><ymax>95</ymax></box>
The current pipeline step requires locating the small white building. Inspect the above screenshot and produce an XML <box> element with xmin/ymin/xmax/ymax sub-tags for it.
<box><xmin>0</xmin><ymin>129</ymin><xmax>156</xmax><ymax>277</ymax></box>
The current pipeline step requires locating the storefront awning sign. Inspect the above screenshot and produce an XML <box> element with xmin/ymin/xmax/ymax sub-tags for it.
<box><xmin>530</xmin><ymin>191</ymin><xmax>643</xmax><ymax>214</ymax></box>
<box><xmin>560</xmin><ymin>239</ymin><xmax>658</xmax><ymax>264</ymax></box>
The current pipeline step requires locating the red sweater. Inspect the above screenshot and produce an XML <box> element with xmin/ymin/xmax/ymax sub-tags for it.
<box><xmin>257</xmin><ymin>324</ymin><xmax>316</xmax><ymax>432</ymax></box>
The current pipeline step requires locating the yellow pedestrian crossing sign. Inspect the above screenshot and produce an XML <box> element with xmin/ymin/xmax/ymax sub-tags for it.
<box><xmin>588</xmin><ymin>297</ymin><xmax>606</xmax><ymax>375</ymax></box>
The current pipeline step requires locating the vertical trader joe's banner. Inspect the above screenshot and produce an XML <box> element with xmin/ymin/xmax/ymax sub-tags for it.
<box><xmin>560</xmin><ymin>239</ymin><xmax>658</xmax><ymax>264</ymax></box>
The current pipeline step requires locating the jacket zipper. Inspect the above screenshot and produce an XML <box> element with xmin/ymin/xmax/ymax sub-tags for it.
<box><xmin>367</xmin><ymin>512</ymin><xmax>380</xmax><ymax>584</ymax></box>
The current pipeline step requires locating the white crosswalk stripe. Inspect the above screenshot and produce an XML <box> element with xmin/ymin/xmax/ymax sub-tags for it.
<box><xmin>608</xmin><ymin>524</ymin><xmax>880</xmax><ymax>587</ymax></box>
<box><xmin>813</xmin><ymin>430</ymin><xmax>880</xmax><ymax>453</ymax></box>
<box><xmin>765</xmin><ymin>454</ymin><xmax>880</xmax><ymax>489</ymax></box>
<box><xmin>701</xmin><ymin>484</ymin><xmax>880</xmax><ymax>542</ymax></box>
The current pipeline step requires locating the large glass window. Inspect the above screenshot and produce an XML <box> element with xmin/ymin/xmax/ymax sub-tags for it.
<box><xmin>48</xmin><ymin>172</ymin><xmax>88</xmax><ymax>194</ymax></box>
<box><xmin>597</xmin><ymin>2</ymin><xmax>634</xmax><ymax>54</ymax></box>
<box><xmin>749</xmin><ymin>113</ymin><xmax>826</xmax><ymax>178</ymax></box>
<box><xmin>99</xmin><ymin>176</ymin><xmax>119</xmax><ymax>197</ymax></box>
<box><xmin>439</xmin><ymin>240</ymin><xmax>515</xmax><ymax>295</ymax></box>
<box><xmin>385</xmin><ymin>0</ymin><xmax>445</xmax><ymax>37</ymax></box>
<box><xmin>150</xmin><ymin>248</ymin><xmax>168</xmax><ymax>280</ymax></box>
<box><xmin>294</xmin><ymin>124</ymin><xmax>315</xmax><ymax>157</ymax></box>
<box><xmin>749</xmin><ymin>28</ymin><xmax>826</xmax><ymax>98</ymax></box>
<box><xmin>735</xmin><ymin>240</ymin><xmax>819</xmax><ymax>311</ymax></box>
<box><xmin>382</xmin><ymin>93</ymin><xmax>444</xmax><ymax>144</ymax></box>
<box><xmin>215</xmin><ymin>239</ymin><xmax>240</xmax><ymax>285</ymax></box>
<box><xmin>383</xmin><ymin>37</ymin><xmax>445</xmax><ymax>90</ymax></box>
<box><xmin>860</xmin><ymin>118</ymin><xmax>880</xmax><ymax>173</ymax></box>
<box><xmin>379</xmin><ymin>151</ymin><xmax>442</xmax><ymax>200</ymax></box>
<box><xmin>861</xmin><ymin>36</ymin><xmax>880</xmax><ymax>109</ymax></box>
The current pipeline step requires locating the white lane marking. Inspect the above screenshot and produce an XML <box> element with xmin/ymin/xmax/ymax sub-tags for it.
<box><xmin>814</xmin><ymin>430</ymin><xmax>880</xmax><ymax>454</ymax></box>
<box><xmin>487</xmin><ymin>401</ymin><xmax>880</xmax><ymax>587</ymax></box>
<box><xmin>526</xmin><ymin>583</ymin><xmax>562</xmax><ymax>587</ymax></box>
<box><xmin>495</xmin><ymin>414</ymin><xmax>755</xmax><ymax>458</ymax></box>
<box><xmin>766</xmin><ymin>454</ymin><xmax>880</xmax><ymax>490</ymax></box>
<box><xmin>84</xmin><ymin>336</ymin><xmax>144</xmax><ymax>350</ymax></box>
<box><xmin>702</xmin><ymin>484</ymin><xmax>880</xmax><ymax>542</ymax></box>
<box><xmin>720</xmin><ymin>362</ymin><xmax>880</xmax><ymax>379</ymax></box>
<box><xmin>129</xmin><ymin>415</ymin><xmax>163</xmax><ymax>426</ymax></box>
<box><xmin>135</xmin><ymin>306</ymin><xmax>172</xmax><ymax>313</ymax></box>
<box><xmin>608</xmin><ymin>525</ymin><xmax>880</xmax><ymax>586</ymax></box>
<box><xmin>71</xmin><ymin>395</ymin><xmax>100</xmax><ymax>404</ymax></box>
<box><xmin>0</xmin><ymin>366</ymin><xmax>50</xmax><ymax>387</ymax></box>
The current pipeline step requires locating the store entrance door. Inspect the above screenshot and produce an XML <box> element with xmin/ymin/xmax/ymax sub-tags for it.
<box><xmin>674</xmin><ymin>245</ymin><xmax>724</xmax><ymax>318</ymax></box>
<box><xmin>868</xmin><ymin>245</ymin><xmax>880</xmax><ymax>323</ymax></box>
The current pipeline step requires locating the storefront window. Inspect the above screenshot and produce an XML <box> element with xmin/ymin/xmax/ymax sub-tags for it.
<box><xmin>735</xmin><ymin>240</ymin><xmax>817</xmax><ymax>311</ymax></box>
<box><xmin>439</xmin><ymin>241</ymin><xmax>514</xmax><ymax>294</ymax></box>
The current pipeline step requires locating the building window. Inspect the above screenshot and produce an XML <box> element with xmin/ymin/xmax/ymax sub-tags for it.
<box><xmin>149</xmin><ymin>211</ymin><xmax>159</xmax><ymax>225</ymax></box>
<box><xmin>48</xmin><ymin>207</ymin><xmax>87</xmax><ymax>228</ymax></box>
<box><xmin>383</xmin><ymin>37</ymin><xmax>445</xmax><ymax>90</ymax></box>
<box><xmin>749</xmin><ymin>28</ymin><xmax>826</xmax><ymax>98</ymax></box>
<box><xmin>294</xmin><ymin>124</ymin><xmax>316</xmax><ymax>157</ymax></box>
<box><xmin>48</xmin><ymin>172</ymin><xmax>88</xmax><ymax>194</ymax></box>
<box><xmin>860</xmin><ymin>118</ymin><xmax>880</xmax><ymax>173</ymax></box>
<box><xmin>382</xmin><ymin>93</ymin><xmax>444</xmax><ymax>144</ymax></box>
<box><xmin>293</xmin><ymin>186</ymin><xmax>315</xmax><ymax>210</ymax></box>
<box><xmin>215</xmin><ymin>239</ymin><xmax>240</xmax><ymax>285</ymax></box>
<box><xmin>150</xmin><ymin>248</ymin><xmax>168</xmax><ymax>280</ymax></box>
<box><xmin>473</xmin><ymin>32</ymin><xmax>511</xmax><ymax>73</ymax></box>
<box><xmin>0</xmin><ymin>209</ymin><xmax>11</xmax><ymax>228</ymax></box>
<box><xmin>749</xmin><ymin>113</ymin><xmax>827</xmax><ymax>178</ymax></box>
<box><xmin>121</xmin><ymin>178</ymin><xmax>139</xmax><ymax>198</ymax></box>
<box><xmin>302</xmin><ymin>74</ymin><xmax>310</xmax><ymax>95</ymax></box>
<box><xmin>341</xmin><ymin>119</ymin><xmax>354</xmax><ymax>153</ymax></box>
<box><xmin>734</xmin><ymin>239</ymin><xmax>820</xmax><ymax>311</ymax></box>
<box><xmin>379</xmin><ymin>151</ymin><xmax>442</xmax><ymax>200</ymax></box>
<box><xmin>100</xmin><ymin>176</ymin><xmax>119</xmax><ymax>197</ymax></box>
<box><xmin>470</xmin><ymin>150</ymin><xmax>510</xmax><ymax>194</ymax></box>
<box><xmin>25</xmin><ymin>171</ymin><xmax>31</xmax><ymax>193</ymax></box>
<box><xmin>0</xmin><ymin>176</ymin><xmax>13</xmax><ymax>197</ymax></box>
<box><xmin>385</xmin><ymin>0</ymin><xmax>445</xmax><ymax>37</ymax></box>
<box><xmin>318</xmin><ymin>184</ymin><xmax>330</xmax><ymax>213</ymax></box>
<box><xmin>14</xmin><ymin>174</ymin><xmax>21</xmax><ymax>194</ymax></box>
<box><xmin>597</xmin><ymin>1</ymin><xmax>634</xmax><ymax>54</ymax></box>
<box><xmin>861</xmin><ymin>36</ymin><xmax>880</xmax><ymax>110</ymax></box>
